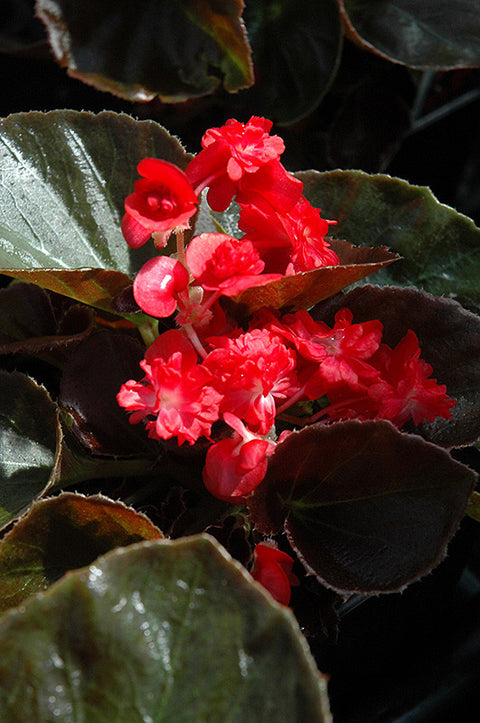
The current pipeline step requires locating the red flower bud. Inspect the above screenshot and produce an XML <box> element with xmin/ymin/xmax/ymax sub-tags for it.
<box><xmin>251</xmin><ymin>543</ymin><xmax>299</xmax><ymax>606</ymax></box>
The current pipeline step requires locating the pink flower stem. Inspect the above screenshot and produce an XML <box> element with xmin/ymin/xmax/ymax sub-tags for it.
<box><xmin>183</xmin><ymin>323</ymin><xmax>209</xmax><ymax>359</ymax></box>
<box><xmin>275</xmin><ymin>385</ymin><xmax>307</xmax><ymax>416</ymax></box>
<box><xmin>201</xmin><ymin>289</ymin><xmax>222</xmax><ymax>312</ymax></box>
<box><xmin>280</xmin><ymin>395</ymin><xmax>371</xmax><ymax>427</ymax></box>
<box><xmin>308</xmin><ymin>395</ymin><xmax>370</xmax><ymax>423</ymax></box>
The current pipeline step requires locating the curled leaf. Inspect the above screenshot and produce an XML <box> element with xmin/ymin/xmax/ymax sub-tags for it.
<box><xmin>230</xmin><ymin>239</ymin><xmax>399</xmax><ymax>317</ymax></box>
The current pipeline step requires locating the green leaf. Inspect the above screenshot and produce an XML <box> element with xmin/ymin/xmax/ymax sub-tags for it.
<box><xmin>35</xmin><ymin>0</ymin><xmax>254</xmax><ymax>101</ymax></box>
<box><xmin>0</xmin><ymin>110</ymin><xmax>190</xmax><ymax>313</ymax></box>
<box><xmin>242</xmin><ymin>0</ymin><xmax>342</xmax><ymax>124</ymax></box>
<box><xmin>0</xmin><ymin>536</ymin><xmax>331</xmax><ymax>722</ymax></box>
<box><xmin>248</xmin><ymin>420</ymin><xmax>476</xmax><ymax>594</ymax></box>
<box><xmin>313</xmin><ymin>284</ymin><xmax>480</xmax><ymax>448</ymax></box>
<box><xmin>299</xmin><ymin>169</ymin><xmax>480</xmax><ymax>312</ymax></box>
<box><xmin>0</xmin><ymin>371</ymin><xmax>59</xmax><ymax>530</ymax></box>
<box><xmin>339</xmin><ymin>0</ymin><xmax>480</xmax><ymax>69</ymax></box>
<box><xmin>0</xmin><ymin>492</ymin><xmax>163</xmax><ymax>614</ymax></box>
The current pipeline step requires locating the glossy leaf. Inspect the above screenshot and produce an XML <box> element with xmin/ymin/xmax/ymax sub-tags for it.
<box><xmin>0</xmin><ymin>110</ymin><xmax>190</xmax><ymax>313</ymax></box>
<box><xmin>0</xmin><ymin>371</ymin><xmax>59</xmax><ymax>530</ymax></box>
<box><xmin>299</xmin><ymin>169</ymin><xmax>480</xmax><ymax>311</ymax></box>
<box><xmin>59</xmin><ymin>330</ymin><xmax>159</xmax><ymax>457</ymax></box>
<box><xmin>35</xmin><ymin>0</ymin><xmax>253</xmax><ymax>101</ymax></box>
<box><xmin>242</xmin><ymin>0</ymin><xmax>342</xmax><ymax>124</ymax></box>
<box><xmin>248</xmin><ymin>420</ymin><xmax>476</xmax><ymax>594</ymax></box>
<box><xmin>0</xmin><ymin>492</ymin><xmax>163</xmax><ymax>614</ymax></box>
<box><xmin>340</xmin><ymin>0</ymin><xmax>480</xmax><ymax>70</ymax></box>
<box><xmin>230</xmin><ymin>239</ymin><xmax>399</xmax><ymax>318</ymax></box>
<box><xmin>313</xmin><ymin>285</ymin><xmax>480</xmax><ymax>448</ymax></box>
<box><xmin>0</xmin><ymin>536</ymin><xmax>331</xmax><ymax>722</ymax></box>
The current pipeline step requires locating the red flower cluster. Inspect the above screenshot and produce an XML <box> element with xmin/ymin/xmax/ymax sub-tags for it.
<box><xmin>117</xmin><ymin>116</ymin><xmax>455</xmax><ymax>504</ymax></box>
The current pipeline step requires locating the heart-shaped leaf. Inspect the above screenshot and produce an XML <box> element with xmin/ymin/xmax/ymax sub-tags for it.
<box><xmin>313</xmin><ymin>284</ymin><xmax>480</xmax><ymax>448</ymax></box>
<box><xmin>0</xmin><ymin>110</ymin><xmax>190</xmax><ymax>313</ymax></box>
<box><xmin>248</xmin><ymin>420</ymin><xmax>476</xmax><ymax>594</ymax></box>
<box><xmin>0</xmin><ymin>371</ymin><xmax>59</xmax><ymax>530</ymax></box>
<box><xmin>299</xmin><ymin>169</ymin><xmax>480</xmax><ymax>312</ymax></box>
<box><xmin>0</xmin><ymin>492</ymin><xmax>163</xmax><ymax>614</ymax></box>
<box><xmin>242</xmin><ymin>0</ymin><xmax>342</xmax><ymax>124</ymax></box>
<box><xmin>0</xmin><ymin>535</ymin><xmax>331</xmax><ymax>722</ymax></box>
<box><xmin>35</xmin><ymin>0</ymin><xmax>253</xmax><ymax>101</ymax></box>
<box><xmin>339</xmin><ymin>0</ymin><xmax>480</xmax><ymax>69</ymax></box>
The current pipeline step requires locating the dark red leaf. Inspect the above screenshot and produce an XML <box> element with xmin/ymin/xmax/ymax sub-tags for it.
<box><xmin>248</xmin><ymin>420</ymin><xmax>476</xmax><ymax>594</ymax></box>
<box><xmin>59</xmin><ymin>330</ymin><xmax>158</xmax><ymax>456</ymax></box>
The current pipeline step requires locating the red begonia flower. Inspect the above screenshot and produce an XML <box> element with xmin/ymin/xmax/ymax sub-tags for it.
<box><xmin>367</xmin><ymin>330</ymin><xmax>456</xmax><ymax>427</ymax></box>
<box><xmin>202</xmin><ymin>413</ymin><xmax>274</xmax><ymax>502</ymax></box>
<box><xmin>117</xmin><ymin>329</ymin><xmax>222</xmax><ymax>445</ymax></box>
<box><xmin>239</xmin><ymin>195</ymin><xmax>338</xmax><ymax>274</ymax></box>
<box><xmin>204</xmin><ymin>328</ymin><xmax>300</xmax><ymax>434</ymax></box>
<box><xmin>275</xmin><ymin>308</ymin><xmax>383</xmax><ymax>397</ymax></box>
<box><xmin>122</xmin><ymin>158</ymin><xmax>198</xmax><ymax>248</ymax></box>
<box><xmin>185</xmin><ymin>233</ymin><xmax>282</xmax><ymax>297</ymax></box>
<box><xmin>235</xmin><ymin>161</ymin><xmax>303</xmax><ymax>215</ymax></box>
<box><xmin>250</xmin><ymin>543</ymin><xmax>300</xmax><ymax>606</ymax></box>
<box><xmin>185</xmin><ymin>117</ymin><xmax>301</xmax><ymax>212</ymax></box>
<box><xmin>186</xmin><ymin>116</ymin><xmax>283</xmax><ymax>185</ymax></box>
<box><xmin>133</xmin><ymin>256</ymin><xmax>189</xmax><ymax>318</ymax></box>
<box><xmin>317</xmin><ymin>330</ymin><xmax>455</xmax><ymax>427</ymax></box>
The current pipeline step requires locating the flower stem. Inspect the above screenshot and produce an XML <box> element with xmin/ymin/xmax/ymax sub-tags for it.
<box><xmin>183</xmin><ymin>323</ymin><xmax>209</xmax><ymax>359</ymax></box>
<box><xmin>275</xmin><ymin>385</ymin><xmax>307</xmax><ymax>415</ymax></box>
<box><xmin>137</xmin><ymin>318</ymin><xmax>159</xmax><ymax>347</ymax></box>
<box><xmin>176</xmin><ymin>229</ymin><xmax>186</xmax><ymax>265</ymax></box>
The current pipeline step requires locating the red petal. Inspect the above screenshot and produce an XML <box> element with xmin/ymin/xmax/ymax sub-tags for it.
<box><xmin>121</xmin><ymin>212</ymin><xmax>152</xmax><ymax>248</ymax></box>
<box><xmin>133</xmin><ymin>256</ymin><xmax>189</xmax><ymax>317</ymax></box>
<box><xmin>137</xmin><ymin>158</ymin><xmax>198</xmax><ymax>204</ymax></box>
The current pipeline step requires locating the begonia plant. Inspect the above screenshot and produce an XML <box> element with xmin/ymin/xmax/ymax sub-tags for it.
<box><xmin>0</xmin><ymin>108</ymin><xmax>478</xmax><ymax>721</ymax></box>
